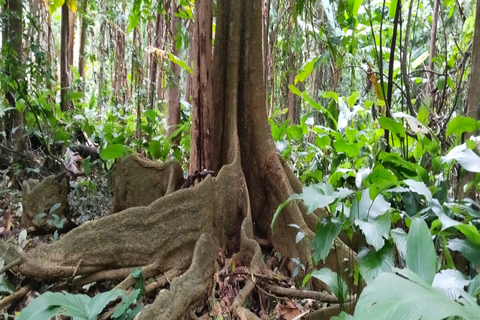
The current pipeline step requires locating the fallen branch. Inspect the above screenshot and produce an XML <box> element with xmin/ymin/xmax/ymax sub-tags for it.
<box><xmin>0</xmin><ymin>281</ymin><xmax>36</xmax><ymax>311</ymax></box>
<box><xmin>0</xmin><ymin>258</ymin><xmax>23</xmax><ymax>276</ymax></box>
<box><xmin>263</xmin><ymin>284</ymin><xmax>341</xmax><ymax>303</ymax></box>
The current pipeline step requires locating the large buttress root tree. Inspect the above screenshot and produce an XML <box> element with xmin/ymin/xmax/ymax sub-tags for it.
<box><xmin>1</xmin><ymin>1</ymin><xmax>356</xmax><ymax>318</ymax></box>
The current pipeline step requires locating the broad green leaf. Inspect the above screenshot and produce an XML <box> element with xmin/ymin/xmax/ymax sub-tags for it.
<box><xmin>441</xmin><ymin>145</ymin><xmax>480</xmax><ymax>172</ymax></box>
<box><xmin>297</xmin><ymin>182</ymin><xmax>337</xmax><ymax>214</ymax></box>
<box><xmin>295</xmin><ymin>57</ymin><xmax>318</xmax><ymax>84</ymax></box>
<box><xmin>333</xmin><ymin>139</ymin><xmax>361</xmax><ymax>157</ymax></box>
<box><xmin>352</xmin><ymin>0</ymin><xmax>363</xmax><ymax>16</ymax></box>
<box><xmin>355</xmin><ymin>213</ymin><xmax>391</xmax><ymax>251</ymax></box>
<box><xmin>446</xmin><ymin>116</ymin><xmax>477</xmax><ymax>137</ymax></box>
<box><xmin>100</xmin><ymin>144</ymin><xmax>129</xmax><ymax>160</ymax></box>
<box><xmin>467</xmin><ymin>274</ymin><xmax>480</xmax><ymax>297</ymax></box>
<box><xmin>288</xmin><ymin>84</ymin><xmax>302</xmax><ymax>96</ymax></box>
<box><xmin>86</xmin><ymin>289</ymin><xmax>124</xmax><ymax>319</ymax></box>
<box><xmin>403</xmin><ymin>179</ymin><xmax>432</xmax><ymax>203</ymax></box>
<box><xmin>388</xmin><ymin>0</ymin><xmax>398</xmax><ymax>17</ymax></box>
<box><xmin>432</xmin><ymin>269</ymin><xmax>471</xmax><ymax>300</ymax></box>
<box><xmin>49</xmin><ymin>203</ymin><xmax>61</xmax><ymax>214</ymax></box>
<box><xmin>378</xmin><ymin>117</ymin><xmax>405</xmax><ymax>139</ymax></box>
<box><xmin>302</xmin><ymin>92</ymin><xmax>337</xmax><ymax>128</ymax></box>
<box><xmin>412</xmin><ymin>51</ymin><xmax>429</xmax><ymax>69</ymax></box>
<box><xmin>455</xmin><ymin>224</ymin><xmax>480</xmax><ymax>245</ymax></box>
<box><xmin>331</xmin><ymin>311</ymin><xmax>353</xmax><ymax>320</ymax></box>
<box><xmin>310</xmin><ymin>217</ymin><xmax>342</xmax><ymax>263</ymax></box>
<box><xmin>168</xmin><ymin>52</ymin><xmax>192</xmax><ymax>75</ymax></box>
<box><xmin>448</xmin><ymin>238</ymin><xmax>480</xmax><ymax>268</ymax></box>
<box><xmin>311</xmin><ymin>268</ymin><xmax>348</xmax><ymax>301</ymax></box>
<box><xmin>112</xmin><ymin>289</ymin><xmax>141</xmax><ymax>318</ymax></box>
<box><xmin>354</xmin><ymin>269</ymin><xmax>479</xmax><ymax>320</ymax></box>
<box><xmin>354</xmin><ymin>188</ymin><xmax>391</xmax><ymax>220</ymax></box>
<box><xmin>390</xmin><ymin>228</ymin><xmax>407</xmax><ymax>260</ymax></box>
<box><xmin>65</xmin><ymin>91</ymin><xmax>84</xmax><ymax>101</ymax></box>
<box><xmin>406</xmin><ymin>218</ymin><xmax>437</xmax><ymax>285</ymax></box>
<box><xmin>17</xmin><ymin>289</ymin><xmax>123</xmax><ymax>320</ymax></box>
<box><xmin>358</xmin><ymin>243</ymin><xmax>394</xmax><ymax>285</ymax></box>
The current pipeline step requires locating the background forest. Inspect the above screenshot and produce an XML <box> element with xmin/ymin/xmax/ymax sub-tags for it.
<box><xmin>1</xmin><ymin>0</ymin><xmax>480</xmax><ymax>319</ymax></box>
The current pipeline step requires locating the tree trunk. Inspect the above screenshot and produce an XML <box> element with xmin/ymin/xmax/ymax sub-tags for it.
<box><xmin>426</xmin><ymin>0</ymin><xmax>439</xmax><ymax>103</ymax></box>
<box><xmin>189</xmin><ymin>0</ymin><xmax>213</xmax><ymax>174</ymax></box>
<box><xmin>114</xmin><ymin>0</ymin><xmax>127</xmax><ymax>107</ymax></box>
<box><xmin>2</xmin><ymin>1</ymin><xmax>357</xmax><ymax>319</ymax></box>
<box><xmin>167</xmin><ymin>1</ymin><xmax>181</xmax><ymax>143</ymax></box>
<box><xmin>2</xmin><ymin>0</ymin><xmax>26</xmax><ymax>151</ymax></box>
<box><xmin>60</xmin><ymin>2</ymin><xmax>70</xmax><ymax>111</ymax></box>
<box><xmin>68</xmin><ymin>9</ymin><xmax>75</xmax><ymax>69</ymax></box>
<box><xmin>148</xmin><ymin>12</ymin><xmax>162</xmax><ymax>110</ymax></box>
<box><xmin>458</xmin><ymin>0</ymin><xmax>480</xmax><ymax>200</ymax></box>
<box><xmin>97</xmin><ymin>21</ymin><xmax>105</xmax><ymax>114</ymax></box>
<box><xmin>78</xmin><ymin>0</ymin><xmax>88</xmax><ymax>84</ymax></box>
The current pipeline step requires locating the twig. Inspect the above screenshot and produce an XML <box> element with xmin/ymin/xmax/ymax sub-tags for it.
<box><xmin>0</xmin><ymin>258</ymin><xmax>23</xmax><ymax>276</ymax></box>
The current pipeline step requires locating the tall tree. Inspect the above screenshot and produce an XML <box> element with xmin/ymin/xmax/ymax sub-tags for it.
<box><xmin>60</xmin><ymin>2</ymin><xmax>70</xmax><ymax>111</ymax></box>
<box><xmin>1</xmin><ymin>0</ymin><xmax>26</xmax><ymax>151</ymax></box>
<box><xmin>4</xmin><ymin>1</ymin><xmax>356</xmax><ymax>319</ymax></box>
<box><xmin>189</xmin><ymin>0</ymin><xmax>213</xmax><ymax>174</ymax></box>
<box><xmin>458</xmin><ymin>0</ymin><xmax>480</xmax><ymax>199</ymax></box>
<box><xmin>78</xmin><ymin>0</ymin><xmax>88</xmax><ymax>84</ymax></box>
<box><xmin>167</xmin><ymin>1</ymin><xmax>181</xmax><ymax>142</ymax></box>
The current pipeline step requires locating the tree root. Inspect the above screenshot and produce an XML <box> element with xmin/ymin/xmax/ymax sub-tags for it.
<box><xmin>231</xmin><ymin>279</ymin><xmax>260</xmax><ymax>320</ymax></box>
<box><xmin>135</xmin><ymin>234</ymin><xmax>217</xmax><ymax>319</ymax></box>
<box><xmin>263</xmin><ymin>284</ymin><xmax>342</xmax><ymax>303</ymax></box>
<box><xmin>0</xmin><ymin>281</ymin><xmax>37</xmax><ymax>311</ymax></box>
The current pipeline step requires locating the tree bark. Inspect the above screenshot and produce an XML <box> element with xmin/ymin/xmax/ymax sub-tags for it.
<box><xmin>148</xmin><ymin>12</ymin><xmax>163</xmax><ymax>110</ymax></box>
<box><xmin>426</xmin><ymin>0</ymin><xmax>439</xmax><ymax>103</ymax></box>
<box><xmin>189</xmin><ymin>0</ymin><xmax>213</xmax><ymax>174</ymax></box>
<box><xmin>458</xmin><ymin>0</ymin><xmax>480</xmax><ymax>199</ymax></box>
<box><xmin>167</xmin><ymin>1</ymin><xmax>181</xmax><ymax>143</ymax></box>
<box><xmin>60</xmin><ymin>2</ymin><xmax>70</xmax><ymax>111</ymax></box>
<box><xmin>2</xmin><ymin>0</ymin><xmax>26</xmax><ymax>151</ymax></box>
<box><xmin>78</xmin><ymin>0</ymin><xmax>88</xmax><ymax>83</ymax></box>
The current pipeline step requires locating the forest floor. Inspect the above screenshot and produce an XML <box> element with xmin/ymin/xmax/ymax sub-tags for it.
<box><xmin>0</xmin><ymin>167</ymin><xmax>344</xmax><ymax>319</ymax></box>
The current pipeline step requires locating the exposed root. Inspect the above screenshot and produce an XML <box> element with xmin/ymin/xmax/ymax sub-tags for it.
<box><xmin>263</xmin><ymin>284</ymin><xmax>341</xmax><ymax>303</ymax></box>
<box><xmin>135</xmin><ymin>235</ymin><xmax>217</xmax><ymax>319</ymax></box>
<box><xmin>0</xmin><ymin>281</ymin><xmax>37</xmax><ymax>311</ymax></box>
<box><xmin>305</xmin><ymin>301</ymin><xmax>357</xmax><ymax>320</ymax></box>
<box><xmin>72</xmin><ymin>267</ymin><xmax>138</xmax><ymax>288</ymax></box>
<box><xmin>231</xmin><ymin>279</ymin><xmax>260</xmax><ymax>320</ymax></box>
<box><xmin>144</xmin><ymin>268</ymin><xmax>184</xmax><ymax>294</ymax></box>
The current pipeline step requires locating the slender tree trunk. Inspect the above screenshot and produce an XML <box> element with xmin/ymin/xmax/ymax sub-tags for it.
<box><xmin>288</xmin><ymin>54</ymin><xmax>296</xmax><ymax>124</ymax></box>
<box><xmin>458</xmin><ymin>0</ymin><xmax>480</xmax><ymax>199</ymax></box>
<box><xmin>426</xmin><ymin>0</ymin><xmax>439</xmax><ymax>103</ymax></box>
<box><xmin>68</xmin><ymin>9</ymin><xmax>75</xmax><ymax>68</ymax></box>
<box><xmin>2</xmin><ymin>0</ymin><xmax>25</xmax><ymax>151</ymax></box>
<box><xmin>184</xmin><ymin>22</ymin><xmax>194</xmax><ymax>104</ymax></box>
<box><xmin>78</xmin><ymin>0</ymin><xmax>88</xmax><ymax>83</ymax></box>
<box><xmin>60</xmin><ymin>2</ymin><xmax>70</xmax><ymax>111</ymax></box>
<box><xmin>114</xmin><ymin>0</ymin><xmax>127</xmax><ymax>107</ymax></box>
<box><xmin>167</xmin><ymin>1</ymin><xmax>181</xmax><ymax>142</ymax></box>
<box><xmin>149</xmin><ymin>12</ymin><xmax>163</xmax><ymax>109</ymax></box>
<box><xmin>156</xmin><ymin>14</ymin><xmax>166</xmax><ymax>105</ymax></box>
<box><xmin>189</xmin><ymin>0</ymin><xmax>213</xmax><ymax>174</ymax></box>
<box><xmin>97</xmin><ymin>22</ymin><xmax>105</xmax><ymax>114</ymax></box>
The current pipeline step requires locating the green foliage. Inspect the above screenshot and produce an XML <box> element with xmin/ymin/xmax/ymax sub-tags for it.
<box><xmin>16</xmin><ymin>289</ymin><xmax>124</xmax><ymax>320</ymax></box>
